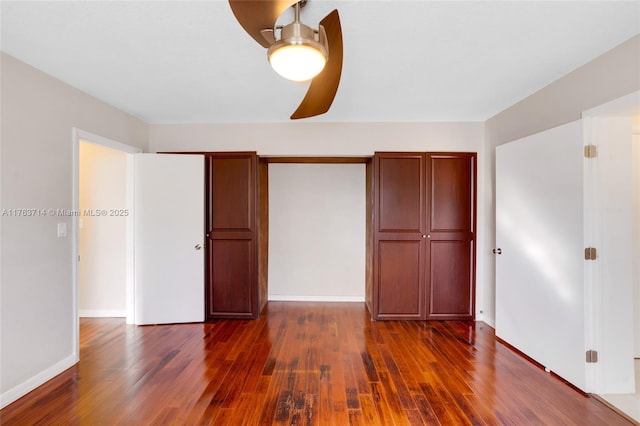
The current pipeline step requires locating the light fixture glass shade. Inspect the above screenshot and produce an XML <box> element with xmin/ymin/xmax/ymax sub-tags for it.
<box><xmin>267</xmin><ymin>21</ymin><xmax>328</xmax><ymax>82</ymax></box>
<box><xmin>268</xmin><ymin>44</ymin><xmax>327</xmax><ymax>82</ymax></box>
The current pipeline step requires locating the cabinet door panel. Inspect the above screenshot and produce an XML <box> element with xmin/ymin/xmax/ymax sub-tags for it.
<box><xmin>430</xmin><ymin>157</ymin><xmax>473</xmax><ymax>232</ymax></box>
<box><xmin>377</xmin><ymin>156</ymin><xmax>423</xmax><ymax>233</ymax></box>
<box><xmin>210</xmin><ymin>157</ymin><xmax>254</xmax><ymax>231</ymax></box>
<box><xmin>209</xmin><ymin>239</ymin><xmax>254</xmax><ymax>316</ymax></box>
<box><xmin>376</xmin><ymin>240</ymin><xmax>424</xmax><ymax>319</ymax></box>
<box><xmin>428</xmin><ymin>240</ymin><xmax>473</xmax><ymax>317</ymax></box>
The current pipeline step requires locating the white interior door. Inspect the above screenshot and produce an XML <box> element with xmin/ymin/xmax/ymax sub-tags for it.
<box><xmin>134</xmin><ymin>154</ymin><xmax>204</xmax><ymax>324</ymax></box>
<box><xmin>496</xmin><ymin>120</ymin><xmax>587</xmax><ymax>391</ymax></box>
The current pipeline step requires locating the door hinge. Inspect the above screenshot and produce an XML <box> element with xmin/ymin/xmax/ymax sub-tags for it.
<box><xmin>584</xmin><ymin>145</ymin><xmax>597</xmax><ymax>158</ymax></box>
<box><xmin>584</xmin><ymin>247</ymin><xmax>597</xmax><ymax>260</ymax></box>
<box><xmin>586</xmin><ymin>350</ymin><xmax>598</xmax><ymax>363</ymax></box>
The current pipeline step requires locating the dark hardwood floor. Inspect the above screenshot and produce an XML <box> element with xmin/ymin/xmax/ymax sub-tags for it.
<box><xmin>1</xmin><ymin>302</ymin><xmax>633</xmax><ymax>425</ymax></box>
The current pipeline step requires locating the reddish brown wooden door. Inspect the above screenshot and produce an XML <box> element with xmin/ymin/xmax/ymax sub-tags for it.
<box><xmin>373</xmin><ymin>153</ymin><xmax>426</xmax><ymax>320</ymax></box>
<box><xmin>425</xmin><ymin>153</ymin><xmax>476</xmax><ymax>320</ymax></box>
<box><xmin>206</xmin><ymin>152</ymin><xmax>258</xmax><ymax>319</ymax></box>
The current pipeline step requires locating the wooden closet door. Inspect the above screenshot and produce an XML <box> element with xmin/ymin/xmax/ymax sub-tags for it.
<box><xmin>206</xmin><ymin>152</ymin><xmax>258</xmax><ymax>319</ymax></box>
<box><xmin>373</xmin><ymin>153</ymin><xmax>426</xmax><ymax>320</ymax></box>
<box><xmin>425</xmin><ymin>153</ymin><xmax>476</xmax><ymax>320</ymax></box>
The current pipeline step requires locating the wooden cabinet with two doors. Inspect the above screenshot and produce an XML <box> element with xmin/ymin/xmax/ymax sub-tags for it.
<box><xmin>367</xmin><ymin>152</ymin><xmax>476</xmax><ymax>320</ymax></box>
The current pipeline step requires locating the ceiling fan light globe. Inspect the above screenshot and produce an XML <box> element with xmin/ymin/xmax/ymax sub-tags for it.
<box><xmin>269</xmin><ymin>44</ymin><xmax>327</xmax><ymax>82</ymax></box>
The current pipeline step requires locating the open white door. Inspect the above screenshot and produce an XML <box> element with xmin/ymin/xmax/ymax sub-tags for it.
<box><xmin>134</xmin><ymin>154</ymin><xmax>204</xmax><ymax>324</ymax></box>
<box><xmin>496</xmin><ymin>120</ymin><xmax>587</xmax><ymax>391</ymax></box>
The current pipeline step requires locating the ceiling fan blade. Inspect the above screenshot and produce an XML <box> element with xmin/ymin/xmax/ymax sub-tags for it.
<box><xmin>228</xmin><ymin>0</ymin><xmax>298</xmax><ymax>48</ymax></box>
<box><xmin>291</xmin><ymin>10</ymin><xmax>343</xmax><ymax>120</ymax></box>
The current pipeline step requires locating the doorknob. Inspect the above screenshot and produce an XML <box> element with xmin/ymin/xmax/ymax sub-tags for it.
<box><xmin>195</xmin><ymin>244</ymin><xmax>203</xmax><ymax>250</ymax></box>
<box><xmin>493</xmin><ymin>248</ymin><xmax>502</xmax><ymax>255</ymax></box>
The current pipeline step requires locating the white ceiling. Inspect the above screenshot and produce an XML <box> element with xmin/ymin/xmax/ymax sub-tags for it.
<box><xmin>2</xmin><ymin>1</ymin><xmax>639</xmax><ymax>124</ymax></box>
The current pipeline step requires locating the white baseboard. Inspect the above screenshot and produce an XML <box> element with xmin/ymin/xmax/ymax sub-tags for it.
<box><xmin>79</xmin><ymin>309</ymin><xmax>126</xmax><ymax>317</ymax></box>
<box><xmin>268</xmin><ymin>295</ymin><xmax>365</xmax><ymax>302</ymax></box>
<box><xmin>476</xmin><ymin>313</ymin><xmax>496</xmax><ymax>329</ymax></box>
<box><xmin>1</xmin><ymin>353</ymin><xmax>78</xmax><ymax>409</ymax></box>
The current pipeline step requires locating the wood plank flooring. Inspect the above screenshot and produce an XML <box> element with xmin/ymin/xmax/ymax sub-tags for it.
<box><xmin>1</xmin><ymin>302</ymin><xmax>634</xmax><ymax>425</ymax></box>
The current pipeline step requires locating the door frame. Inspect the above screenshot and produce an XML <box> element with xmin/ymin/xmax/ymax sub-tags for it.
<box><xmin>581</xmin><ymin>90</ymin><xmax>640</xmax><ymax>394</ymax></box>
<box><xmin>71</xmin><ymin>128</ymin><xmax>141</xmax><ymax>358</ymax></box>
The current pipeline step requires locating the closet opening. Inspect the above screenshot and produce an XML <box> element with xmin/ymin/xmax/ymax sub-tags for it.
<box><xmin>261</xmin><ymin>157</ymin><xmax>371</xmax><ymax>304</ymax></box>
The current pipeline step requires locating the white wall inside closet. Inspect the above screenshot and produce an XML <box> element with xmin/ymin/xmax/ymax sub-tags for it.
<box><xmin>268</xmin><ymin>163</ymin><xmax>366</xmax><ymax>301</ymax></box>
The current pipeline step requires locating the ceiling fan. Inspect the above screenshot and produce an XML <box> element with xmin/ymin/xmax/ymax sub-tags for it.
<box><xmin>228</xmin><ymin>0</ymin><xmax>343</xmax><ymax>120</ymax></box>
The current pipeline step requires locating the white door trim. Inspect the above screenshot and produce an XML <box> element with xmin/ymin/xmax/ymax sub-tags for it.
<box><xmin>71</xmin><ymin>128</ymin><xmax>141</xmax><ymax>359</ymax></box>
<box><xmin>582</xmin><ymin>117</ymin><xmax>601</xmax><ymax>394</ymax></box>
<box><xmin>581</xmin><ymin>90</ymin><xmax>639</xmax><ymax>394</ymax></box>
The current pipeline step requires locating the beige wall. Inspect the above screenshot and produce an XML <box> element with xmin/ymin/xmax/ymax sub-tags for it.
<box><xmin>486</xmin><ymin>35</ymin><xmax>640</xmax><ymax>146</ymax></box>
<box><xmin>482</xmin><ymin>35</ymin><xmax>640</xmax><ymax>325</ymax></box>
<box><xmin>0</xmin><ymin>53</ymin><xmax>148</xmax><ymax>406</ymax></box>
<box><xmin>78</xmin><ymin>141</ymin><xmax>128</xmax><ymax>316</ymax></box>
<box><xmin>149</xmin><ymin>122</ymin><xmax>485</xmax><ymax>156</ymax></box>
<box><xmin>268</xmin><ymin>163</ymin><xmax>366</xmax><ymax>301</ymax></box>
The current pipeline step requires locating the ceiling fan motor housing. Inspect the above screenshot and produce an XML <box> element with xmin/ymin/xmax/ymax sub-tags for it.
<box><xmin>269</xmin><ymin>21</ymin><xmax>328</xmax><ymax>59</ymax></box>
